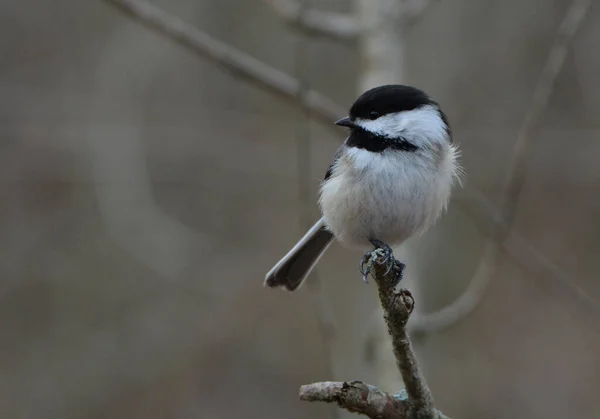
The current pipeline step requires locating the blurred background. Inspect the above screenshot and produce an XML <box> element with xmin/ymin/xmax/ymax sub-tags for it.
<box><xmin>1</xmin><ymin>0</ymin><xmax>599</xmax><ymax>418</ymax></box>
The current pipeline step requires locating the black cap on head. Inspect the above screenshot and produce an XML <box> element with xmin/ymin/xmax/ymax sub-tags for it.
<box><xmin>349</xmin><ymin>84</ymin><xmax>435</xmax><ymax>120</ymax></box>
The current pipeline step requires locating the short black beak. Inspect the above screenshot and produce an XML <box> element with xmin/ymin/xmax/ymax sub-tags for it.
<box><xmin>334</xmin><ymin>116</ymin><xmax>355</xmax><ymax>128</ymax></box>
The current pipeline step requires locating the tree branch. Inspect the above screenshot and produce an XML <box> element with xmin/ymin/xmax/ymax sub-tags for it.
<box><xmin>497</xmin><ymin>0</ymin><xmax>591</xmax><ymax>231</ymax></box>
<box><xmin>371</xmin><ymin>257</ymin><xmax>439</xmax><ymax>418</ymax></box>
<box><xmin>262</xmin><ymin>0</ymin><xmax>360</xmax><ymax>43</ymax></box>
<box><xmin>300</xmin><ymin>253</ymin><xmax>451</xmax><ymax>419</ymax></box>
<box><xmin>102</xmin><ymin>0</ymin><xmax>346</xmax><ymax>128</ymax></box>
<box><xmin>300</xmin><ymin>381</ymin><xmax>408</xmax><ymax>418</ymax></box>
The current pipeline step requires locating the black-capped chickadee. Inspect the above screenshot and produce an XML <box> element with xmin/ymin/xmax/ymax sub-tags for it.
<box><xmin>265</xmin><ymin>84</ymin><xmax>461</xmax><ymax>291</ymax></box>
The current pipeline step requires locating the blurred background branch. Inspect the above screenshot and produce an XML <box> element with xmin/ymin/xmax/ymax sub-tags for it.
<box><xmin>498</xmin><ymin>0</ymin><xmax>591</xmax><ymax>232</ymax></box>
<box><xmin>407</xmin><ymin>0</ymin><xmax>593</xmax><ymax>335</ymax></box>
<box><xmin>103</xmin><ymin>0</ymin><xmax>345</xmax><ymax>126</ymax></box>
<box><xmin>262</xmin><ymin>0</ymin><xmax>360</xmax><ymax>43</ymax></box>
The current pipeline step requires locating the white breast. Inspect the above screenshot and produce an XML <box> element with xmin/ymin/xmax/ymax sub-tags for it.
<box><xmin>319</xmin><ymin>144</ymin><xmax>459</xmax><ymax>249</ymax></box>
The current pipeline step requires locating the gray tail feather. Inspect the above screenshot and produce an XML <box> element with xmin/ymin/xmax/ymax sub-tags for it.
<box><xmin>264</xmin><ymin>217</ymin><xmax>334</xmax><ymax>291</ymax></box>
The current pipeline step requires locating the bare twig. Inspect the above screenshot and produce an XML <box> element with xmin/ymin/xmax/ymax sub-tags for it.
<box><xmin>300</xmin><ymin>381</ymin><xmax>408</xmax><ymax>418</ymax></box>
<box><xmin>262</xmin><ymin>0</ymin><xmax>360</xmax><ymax>43</ymax></box>
<box><xmin>300</xmin><ymin>255</ymin><xmax>451</xmax><ymax>418</ymax></box>
<box><xmin>371</xmin><ymin>259</ymin><xmax>437</xmax><ymax>418</ymax></box>
<box><xmin>103</xmin><ymin>0</ymin><xmax>345</xmax><ymax>127</ymax></box>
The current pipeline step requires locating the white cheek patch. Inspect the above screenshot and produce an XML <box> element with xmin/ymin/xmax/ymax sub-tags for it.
<box><xmin>354</xmin><ymin>115</ymin><xmax>396</xmax><ymax>135</ymax></box>
<box><xmin>354</xmin><ymin>105</ymin><xmax>449</xmax><ymax>147</ymax></box>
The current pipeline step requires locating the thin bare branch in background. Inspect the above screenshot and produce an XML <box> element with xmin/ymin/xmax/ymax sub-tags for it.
<box><xmin>407</xmin><ymin>0</ymin><xmax>592</xmax><ymax>335</ymax></box>
<box><xmin>261</xmin><ymin>0</ymin><xmax>437</xmax><ymax>44</ymax></box>
<box><xmin>498</xmin><ymin>0</ymin><xmax>591</xmax><ymax>232</ymax></box>
<box><xmin>102</xmin><ymin>0</ymin><xmax>345</xmax><ymax>128</ymax></box>
<box><xmin>458</xmin><ymin>187</ymin><xmax>600</xmax><ymax>329</ymax></box>
<box><xmin>300</xmin><ymin>256</ymin><xmax>451</xmax><ymax>419</ymax></box>
<box><xmin>261</xmin><ymin>0</ymin><xmax>360</xmax><ymax>43</ymax></box>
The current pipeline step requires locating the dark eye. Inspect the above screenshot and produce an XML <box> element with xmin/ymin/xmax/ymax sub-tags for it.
<box><xmin>368</xmin><ymin>111</ymin><xmax>379</xmax><ymax>120</ymax></box>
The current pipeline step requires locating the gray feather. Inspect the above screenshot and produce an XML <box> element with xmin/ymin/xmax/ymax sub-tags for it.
<box><xmin>264</xmin><ymin>217</ymin><xmax>333</xmax><ymax>291</ymax></box>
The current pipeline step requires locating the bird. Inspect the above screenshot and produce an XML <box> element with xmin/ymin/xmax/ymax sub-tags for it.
<box><xmin>264</xmin><ymin>84</ymin><xmax>462</xmax><ymax>291</ymax></box>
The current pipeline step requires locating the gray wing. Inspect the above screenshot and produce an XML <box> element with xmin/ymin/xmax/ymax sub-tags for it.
<box><xmin>323</xmin><ymin>144</ymin><xmax>346</xmax><ymax>181</ymax></box>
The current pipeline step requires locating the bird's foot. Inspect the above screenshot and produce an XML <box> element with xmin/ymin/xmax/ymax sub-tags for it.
<box><xmin>359</xmin><ymin>239</ymin><xmax>406</xmax><ymax>287</ymax></box>
<box><xmin>359</xmin><ymin>252</ymin><xmax>374</xmax><ymax>283</ymax></box>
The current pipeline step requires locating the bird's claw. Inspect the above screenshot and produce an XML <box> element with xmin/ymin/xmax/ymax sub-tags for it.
<box><xmin>360</xmin><ymin>248</ymin><xmax>387</xmax><ymax>283</ymax></box>
<box><xmin>370</xmin><ymin>239</ymin><xmax>392</xmax><ymax>267</ymax></box>
<box><xmin>359</xmin><ymin>253</ymin><xmax>373</xmax><ymax>283</ymax></box>
<box><xmin>359</xmin><ymin>240</ymin><xmax>406</xmax><ymax>286</ymax></box>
